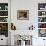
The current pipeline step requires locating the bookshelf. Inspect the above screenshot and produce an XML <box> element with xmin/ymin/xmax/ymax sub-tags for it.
<box><xmin>38</xmin><ymin>3</ymin><xmax>46</xmax><ymax>37</ymax></box>
<box><xmin>0</xmin><ymin>3</ymin><xmax>8</xmax><ymax>37</ymax></box>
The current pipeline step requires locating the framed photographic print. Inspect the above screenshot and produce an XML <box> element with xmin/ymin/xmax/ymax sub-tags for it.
<box><xmin>17</xmin><ymin>10</ymin><xmax>29</xmax><ymax>20</ymax></box>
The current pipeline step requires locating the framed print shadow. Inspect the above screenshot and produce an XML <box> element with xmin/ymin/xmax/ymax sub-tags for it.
<box><xmin>17</xmin><ymin>10</ymin><xmax>29</xmax><ymax>20</ymax></box>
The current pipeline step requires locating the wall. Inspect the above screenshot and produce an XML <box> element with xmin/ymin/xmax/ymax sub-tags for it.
<box><xmin>11</xmin><ymin>0</ymin><xmax>46</xmax><ymax>30</ymax></box>
<box><xmin>11</xmin><ymin>0</ymin><xmax>46</xmax><ymax>46</ymax></box>
<box><xmin>11</xmin><ymin>0</ymin><xmax>38</xmax><ymax>30</ymax></box>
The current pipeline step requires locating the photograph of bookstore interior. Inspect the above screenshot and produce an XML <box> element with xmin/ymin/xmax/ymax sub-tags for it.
<box><xmin>0</xmin><ymin>0</ymin><xmax>46</xmax><ymax>46</ymax></box>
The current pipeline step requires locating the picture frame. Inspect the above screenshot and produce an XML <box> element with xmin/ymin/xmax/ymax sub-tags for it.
<box><xmin>17</xmin><ymin>10</ymin><xmax>29</xmax><ymax>20</ymax></box>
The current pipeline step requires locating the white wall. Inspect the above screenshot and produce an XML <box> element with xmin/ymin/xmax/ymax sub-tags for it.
<box><xmin>11</xmin><ymin>0</ymin><xmax>38</xmax><ymax>30</ymax></box>
<box><xmin>11</xmin><ymin>0</ymin><xmax>46</xmax><ymax>46</ymax></box>
<box><xmin>11</xmin><ymin>0</ymin><xmax>46</xmax><ymax>30</ymax></box>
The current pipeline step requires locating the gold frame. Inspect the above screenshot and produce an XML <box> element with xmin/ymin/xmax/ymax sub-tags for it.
<box><xmin>17</xmin><ymin>10</ymin><xmax>29</xmax><ymax>20</ymax></box>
